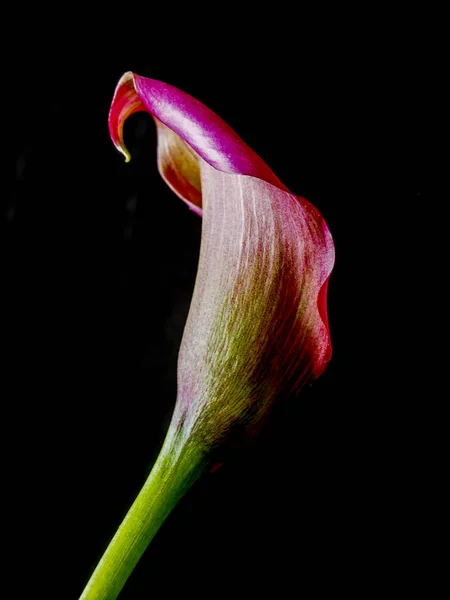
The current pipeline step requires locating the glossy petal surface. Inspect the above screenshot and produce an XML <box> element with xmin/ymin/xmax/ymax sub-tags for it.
<box><xmin>109</xmin><ymin>72</ymin><xmax>287</xmax><ymax>215</ymax></box>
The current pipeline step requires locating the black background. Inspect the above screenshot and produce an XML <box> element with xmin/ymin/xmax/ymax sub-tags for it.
<box><xmin>7</xmin><ymin>16</ymin><xmax>422</xmax><ymax>600</ymax></box>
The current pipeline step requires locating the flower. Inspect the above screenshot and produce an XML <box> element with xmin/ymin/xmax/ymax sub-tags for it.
<box><xmin>80</xmin><ymin>72</ymin><xmax>334</xmax><ymax>600</ymax></box>
<box><xmin>110</xmin><ymin>71</ymin><xmax>334</xmax><ymax>445</ymax></box>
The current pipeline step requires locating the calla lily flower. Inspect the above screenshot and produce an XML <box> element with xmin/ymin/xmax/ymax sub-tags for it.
<box><xmin>80</xmin><ymin>73</ymin><xmax>334</xmax><ymax>600</ymax></box>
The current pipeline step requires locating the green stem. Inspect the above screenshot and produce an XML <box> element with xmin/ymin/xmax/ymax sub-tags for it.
<box><xmin>79</xmin><ymin>428</ymin><xmax>207</xmax><ymax>600</ymax></box>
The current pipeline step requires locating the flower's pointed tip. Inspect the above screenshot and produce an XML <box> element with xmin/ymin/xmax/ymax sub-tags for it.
<box><xmin>120</xmin><ymin>144</ymin><xmax>132</xmax><ymax>163</ymax></box>
<box><xmin>108</xmin><ymin>71</ymin><xmax>142</xmax><ymax>164</ymax></box>
<box><xmin>111</xmin><ymin>135</ymin><xmax>132</xmax><ymax>162</ymax></box>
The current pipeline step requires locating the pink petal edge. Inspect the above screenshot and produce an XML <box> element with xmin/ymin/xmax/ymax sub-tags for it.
<box><xmin>108</xmin><ymin>72</ymin><xmax>287</xmax><ymax>191</ymax></box>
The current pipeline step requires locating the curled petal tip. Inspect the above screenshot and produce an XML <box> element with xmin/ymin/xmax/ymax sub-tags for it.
<box><xmin>108</xmin><ymin>71</ymin><xmax>288</xmax><ymax>212</ymax></box>
<box><xmin>123</xmin><ymin>149</ymin><xmax>132</xmax><ymax>163</ymax></box>
<box><xmin>117</xmin><ymin>143</ymin><xmax>131</xmax><ymax>163</ymax></box>
<box><xmin>108</xmin><ymin>71</ymin><xmax>143</xmax><ymax>164</ymax></box>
